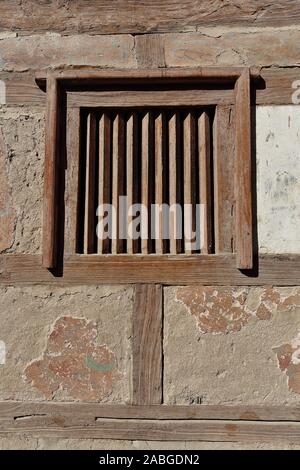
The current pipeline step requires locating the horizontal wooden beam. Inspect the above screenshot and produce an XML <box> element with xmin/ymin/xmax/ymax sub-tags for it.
<box><xmin>1</xmin><ymin>402</ymin><xmax>300</xmax><ymax>421</ymax></box>
<box><xmin>0</xmin><ymin>254</ymin><xmax>300</xmax><ymax>286</ymax></box>
<box><xmin>0</xmin><ymin>1</ymin><xmax>299</xmax><ymax>35</ymax></box>
<box><xmin>67</xmin><ymin>89</ymin><xmax>235</xmax><ymax>108</ymax></box>
<box><xmin>1</xmin><ymin>402</ymin><xmax>300</xmax><ymax>442</ymax></box>
<box><xmin>2</xmin><ymin>67</ymin><xmax>299</xmax><ymax>107</ymax></box>
<box><xmin>35</xmin><ymin>67</ymin><xmax>261</xmax><ymax>89</ymax></box>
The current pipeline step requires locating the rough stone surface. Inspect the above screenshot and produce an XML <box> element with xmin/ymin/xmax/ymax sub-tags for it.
<box><xmin>0</xmin><ymin>107</ymin><xmax>44</xmax><ymax>253</ymax></box>
<box><xmin>0</xmin><ymin>34</ymin><xmax>136</xmax><ymax>71</ymax></box>
<box><xmin>0</xmin><ymin>126</ymin><xmax>16</xmax><ymax>251</ymax></box>
<box><xmin>164</xmin><ymin>29</ymin><xmax>300</xmax><ymax>67</ymax></box>
<box><xmin>0</xmin><ymin>285</ymin><xmax>132</xmax><ymax>402</ymax></box>
<box><xmin>257</xmin><ymin>106</ymin><xmax>300</xmax><ymax>253</ymax></box>
<box><xmin>164</xmin><ymin>286</ymin><xmax>300</xmax><ymax>405</ymax></box>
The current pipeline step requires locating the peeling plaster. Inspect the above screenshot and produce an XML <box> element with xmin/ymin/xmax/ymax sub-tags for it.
<box><xmin>176</xmin><ymin>287</ymin><xmax>300</xmax><ymax>334</ymax></box>
<box><xmin>273</xmin><ymin>333</ymin><xmax>300</xmax><ymax>394</ymax></box>
<box><xmin>24</xmin><ymin>316</ymin><xmax>121</xmax><ymax>401</ymax></box>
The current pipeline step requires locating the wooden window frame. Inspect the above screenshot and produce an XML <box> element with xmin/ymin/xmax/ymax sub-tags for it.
<box><xmin>36</xmin><ymin>67</ymin><xmax>259</xmax><ymax>274</ymax></box>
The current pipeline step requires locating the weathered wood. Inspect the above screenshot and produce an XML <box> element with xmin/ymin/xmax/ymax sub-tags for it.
<box><xmin>126</xmin><ymin>113</ymin><xmax>139</xmax><ymax>255</ymax></box>
<box><xmin>83</xmin><ymin>112</ymin><xmax>97</xmax><ymax>254</ymax></box>
<box><xmin>154</xmin><ymin>113</ymin><xmax>164</xmax><ymax>254</ymax></box>
<box><xmin>65</xmin><ymin>107</ymin><xmax>80</xmax><ymax>254</ymax></box>
<box><xmin>169</xmin><ymin>113</ymin><xmax>181</xmax><ymax>254</ymax></box>
<box><xmin>5</xmin><ymin>68</ymin><xmax>300</xmax><ymax>107</ymax></box>
<box><xmin>135</xmin><ymin>34</ymin><xmax>165</xmax><ymax>68</ymax></box>
<box><xmin>199</xmin><ymin>112</ymin><xmax>213</xmax><ymax>254</ymax></box>
<box><xmin>1</xmin><ymin>254</ymin><xmax>300</xmax><ymax>286</ymax></box>
<box><xmin>183</xmin><ymin>113</ymin><xmax>197</xmax><ymax>254</ymax></box>
<box><xmin>213</xmin><ymin>106</ymin><xmax>235</xmax><ymax>254</ymax></box>
<box><xmin>36</xmin><ymin>67</ymin><xmax>261</xmax><ymax>88</ymax></box>
<box><xmin>5</xmin><ymin>73</ymin><xmax>46</xmax><ymax>106</ymax></box>
<box><xmin>183</xmin><ymin>113</ymin><xmax>193</xmax><ymax>254</ymax></box>
<box><xmin>141</xmin><ymin>113</ymin><xmax>150</xmax><ymax>254</ymax></box>
<box><xmin>2</xmin><ymin>402</ymin><xmax>300</xmax><ymax>422</ymax></box>
<box><xmin>112</xmin><ymin>114</ymin><xmax>126</xmax><ymax>254</ymax></box>
<box><xmin>67</xmin><ymin>89</ymin><xmax>235</xmax><ymax>108</ymax></box>
<box><xmin>132</xmin><ymin>285</ymin><xmax>163</xmax><ymax>405</ymax></box>
<box><xmin>0</xmin><ymin>1</ymin><xmax>299</xmax><ymax>35</ymax></box>
<box><xmin>97</xmin><ymin>113</ymin><xmax>111</xmax><ymax>254</ymax></box>
<box><xmin>2</xmin><ymin>405</ymin><xmax>300</xmax><ymax>442</ymax></box>
<box><xmin>42</xmin><ymin>76</ymin><xmax>60</xmax><ymax>269</ymax></box>
<box><xmin>235</xmin><ymin>69</ymin><xmax>253</xmax><ymax>269</ymax></box>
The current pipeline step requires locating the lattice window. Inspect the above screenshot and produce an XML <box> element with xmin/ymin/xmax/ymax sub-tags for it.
<box><xmin>37</xmin><ymin>67</ymin><xmax>256</xmax><ymax>275</ymax></box>
<box><xmin>73</xmin><ymin>109</ymin><xmax>213</xmax><ymax>255</ymax></box>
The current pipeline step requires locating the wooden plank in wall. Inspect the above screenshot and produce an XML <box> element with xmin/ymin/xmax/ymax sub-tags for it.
<box><xmin>132</xmin><ymin>285</ymin><xmax>163</xmax><ymax>405</ymax></box>
<box><xmin>65</xmin><ymin>107</ymin><xmax>80</xmax><ymax>254</ymax></box>
<box><xmin>42</xmin><ymin>76</ymin><xmax>60</xmax><ymax>269</ymax></box>
<box><xmin>199</xmin><ymin>112</ymin><xmax>213</xmax><ymax>254</ymax></box>
<box><xmin>2</xmin><ymin>413</ymin><xmax>300</xmax><ymax>442</ymax></box>
<box><xmin>213</xmin><ymin>106</ymin><xmax>235</xmax><ymax>254</ymax></box>
<box><xmin>5</xmin><ymin>68</ymin><xmax>300</xmax><ymax>107</ymax></box>
<box><xmin>4</xmin><ymin>402</ymin><xmax>300</xmax><ymax>422</ymax></box>
<box><xmin>235</xmin><ymin>69</ymin><xmax>253</xmax><ymax>269</ymax></box>
<box><xmin>0</xmin><ymin>1</ymin><xmax>299</xmax><ymax>34</ymax></box>
<box><xmin>1</xmin><ymin>254</ymin><xmax>300</xmax><ymax>286</ymax></box>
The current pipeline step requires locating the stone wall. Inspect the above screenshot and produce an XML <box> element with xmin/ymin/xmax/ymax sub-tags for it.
<box><xmin>0</xmin><ymin>0</ymin><xmax>300</xmax><ymax>450</ymax></box>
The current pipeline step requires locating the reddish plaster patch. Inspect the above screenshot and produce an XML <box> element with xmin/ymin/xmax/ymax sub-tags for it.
<box><xmin>273</xmin><ymin>334</ymin><xmax>300</xmax><ymax>394</ymax></box>
<box><xmin>24</xmin><ymin>316</ymin><xmax>120</xmax><ymax>401</ymax></box>
<box><xmin>176</xmin><ymin>287</ymin><xmax>300</xmax><ymax>334</ymax></box>
<box><xmin>0</xmin><ymin>127</ymin><xmax>16</xmax><ymax>251</ymax></box>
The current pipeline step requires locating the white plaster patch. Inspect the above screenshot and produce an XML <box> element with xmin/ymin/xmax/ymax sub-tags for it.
<box><xmin>256</xmin><ymin>106</ymin><xmax>300</xmax><ymax>254</ymax></box>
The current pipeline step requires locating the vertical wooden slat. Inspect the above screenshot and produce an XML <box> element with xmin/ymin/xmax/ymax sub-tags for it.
<box><xmin>65</xmin><ymin>107</ymin><xmax>80</xmax><ymax>254</ymax></box>
<box><xmin>141</xmin><ymin>112</ymin><xmax>149</xmax><ymax>254</ymax></box>
<box><xmin>126</xmin><ymin>113</ymin><xmax>139</xmax><ymax>255</ymax></box>
<box><xmin>112</xmin><ymin>113</ymin><xmax>125</xmax><ymax>254</ymax></box>
<box><xmin>169</xmin><ymin>112</ymin><xmax>180</xmax><ymax>254</ymax></box>
<box><xmin>83</xmin><ymin>112</ymin><xmax>97</xmax><ymax>254</ymax></box>
<box><xmin>42</xmin><ymin>76</ymin><xmax>60</xmax><ymax>268</ymax></box>
<box><xmin>155</xmin><ymin>113</ymin><xmax>164</xmax><ymax>254</ymax></box>
<box><xmin>126</xmin><ymin>114</ymin><xmax>134</xmax><ymax>254</ymax></box>
<box><xmin>199</xmin><ymin>112</ymin><xmax>213</xmax><ymax>254</ymax></box>
<box><xmin>183</xmin><ymin>113</ymin><xmax>196</xmax><ymax>254</ymax></box>
<box><xmin>132</xmin><ymin>284</ymin><xmax>163</xmax><ymax>405</ymax></box>
<box><xmin>98</xmin><ymin>113</ymin><xmax>111</xmax><ymax>254</ymax></box>
<box><xmin>213</xmin><ymin>105</ymin><xmax>235</xmax><ymax>254</ymax></box>
<box><xmin>235</xmin><ymin>69</ymin><xmax>253</xmax><ymax>269</ymax></box>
